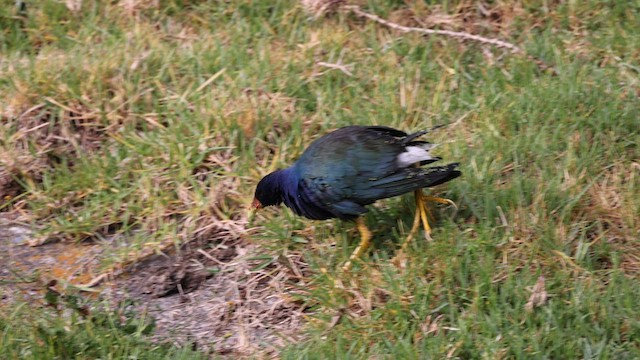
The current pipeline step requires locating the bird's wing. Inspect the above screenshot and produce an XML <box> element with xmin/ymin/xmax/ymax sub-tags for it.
<box><xmin>296</xmin><ymin>126</ymin><xmax>445</xmax><ymax>210</ymax></box>
<box><xmin>297</xmin><ymin>126</ymin><xmax>407</xmax><ymax>185</ymax></box>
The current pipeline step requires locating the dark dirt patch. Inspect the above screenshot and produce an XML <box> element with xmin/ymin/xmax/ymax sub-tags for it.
<box><xmin>105</xmin><ymin>233</ymin><xmax>312</xmax><ymax>357</ymax></box>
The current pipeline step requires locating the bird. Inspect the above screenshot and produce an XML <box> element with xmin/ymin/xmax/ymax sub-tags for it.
<box><xmin>250</xmin><ymin>125</ymin><xmax>461</xmax><ymax>270</ymax></box>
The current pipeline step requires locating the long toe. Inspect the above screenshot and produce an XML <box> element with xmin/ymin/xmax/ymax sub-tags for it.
<box><xmin>423</xmin><ymin>195</ymin><xmax>457</xmax><ymax>208</ymax></box>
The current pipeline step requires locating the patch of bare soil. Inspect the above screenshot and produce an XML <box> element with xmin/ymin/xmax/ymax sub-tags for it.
<box><xmin>0</xmin><ymin>216</ymin><xmax>104</xmax><ymax>304</ymax></box>
<box><xmin>0</xmin><ymin>217</ymin><xmax>312</xmax><ymax>357</ymax></box>
<box><xmin>106</xmin><ymin>233</ymin><xmax>312</xmax><ymax>357</ymax></box>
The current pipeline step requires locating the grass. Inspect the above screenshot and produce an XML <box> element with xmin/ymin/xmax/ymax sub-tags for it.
<box><xmin>0</xmin><ymin>288</ymin><xmax>204</xmax><ymax>359</ymax></box>
<box><xmin>1</xmin><ymin>0</ymin><xmax>639</xmax><ymax>358</ymax></box>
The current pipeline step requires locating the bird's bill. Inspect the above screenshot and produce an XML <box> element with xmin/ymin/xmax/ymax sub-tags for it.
<box><xmin>251</xmin><ymin>198</ymin><xmax>263</xmax><ymax>210</ymax></box>
<box><xmin>247</xmin><ymin>197</ymin><xmax>262</xmax><ymax>222</ymax></box>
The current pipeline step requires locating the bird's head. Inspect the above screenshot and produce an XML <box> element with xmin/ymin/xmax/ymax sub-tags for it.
<box><xmin>248</xmin><ymin>170</ymin><xmax>286</xmax><ymax>221</ymax></box>
<box><xmin>253</xmin><ymin>171</ymin><xmax>285</xmax><ymax>208</ymax></box>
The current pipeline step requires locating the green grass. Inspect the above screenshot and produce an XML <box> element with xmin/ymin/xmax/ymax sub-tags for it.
<box><xmin>1</xmin><ymin>0</ymin><xmax>639</xmax><ymax>358</ymax></box>
<box><xmin>0</xmin><ymin>292</ymin><xmax>204</xmax><ymax>359</ymax></box>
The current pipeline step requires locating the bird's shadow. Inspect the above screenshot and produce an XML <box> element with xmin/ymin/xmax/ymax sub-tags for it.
<box><xmin>337</xmin><ymin>194</ymin><xmax>461</xmax><ymax>261</ymax></box>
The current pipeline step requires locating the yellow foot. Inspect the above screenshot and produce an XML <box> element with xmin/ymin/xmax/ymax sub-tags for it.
<box><xmin>399</xmin><ymin>190</ymin><xmax>456</xmax><ymax>252</ymax></box>
<box><xmin>423</xmin><ymin>194</ymin><xmax>457</xmax><ymax>207</ymax></box>
<box><xmin>342</xmin><ymin>217</ymin><xmax>372</xmax><ymax>271</ymax></box>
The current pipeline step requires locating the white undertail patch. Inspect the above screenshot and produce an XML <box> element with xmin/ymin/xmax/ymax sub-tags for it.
<box><xmin>396</xmin><ymin>144</ymin><xmax>438</xmax><ymax>167</ymax></box>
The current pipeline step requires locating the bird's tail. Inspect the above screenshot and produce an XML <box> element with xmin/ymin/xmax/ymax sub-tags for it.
<box><xmin>368</xmin><ymin>163</ymin><xmax>461</xmax><ymax>199</ymax></box>
<box><xmin>420</xmin><ymin>163</ymin><xmax>461</xmax><ymax>187</ymax></box>
<box><xmin>401</xmin><ymin>124</ymin><xmax>446</xmax><ymax>145</ymax></box>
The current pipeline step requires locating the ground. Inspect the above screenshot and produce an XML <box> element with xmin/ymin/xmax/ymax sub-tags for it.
<box><xmin>1</xmin><ymin>0</ymin><xmax>639</xmax><ymax>359</ymax></box>
<box><xmin>1</xmin><ymin>216</ymin><xmax>309</xmax><ymax>357</ymax></box>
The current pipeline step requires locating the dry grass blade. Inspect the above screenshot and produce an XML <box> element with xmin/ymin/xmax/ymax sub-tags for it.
<box><xmin>317</xmin><ymin>61</ymin><xmax>354</xmax><ymax>77</ymax></box>
<box><xmin>525</xmin><ymin>275</ymin><xmax>548</xmax><ymax>312</ymax></box>
<box><xmin>65</xmin><ymin>0</ymin><xmax>82</xmax><ymax>12</ymax></box>
<box><xmin>342</xmin><ymin>5</ymin><xmax>557</xmax><ymax>75</ymax></box>
<box><xmin>301</xmin><ymin>0</ymin><xmax>345</xmax><ymax>18</ymax></box>
<box><xmin>344</xmin><ymin>5</ymin><xmax>522</xmax><ymax>53</ymax></box>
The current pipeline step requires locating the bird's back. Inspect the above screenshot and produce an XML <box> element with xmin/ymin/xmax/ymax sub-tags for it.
<box><xmin>290</xmin><ymin>126</ymin><xmax>460</xmax><ymax>220</ymax></box>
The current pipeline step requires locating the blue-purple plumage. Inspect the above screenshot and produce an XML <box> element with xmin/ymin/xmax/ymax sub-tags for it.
<box><xmin>253</xmin><ymin>126</ymin><xmax>460</xmax><ymax>221</ymax></box>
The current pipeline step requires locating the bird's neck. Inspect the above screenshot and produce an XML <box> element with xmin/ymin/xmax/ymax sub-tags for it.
<box><xmin>278</xmin><ymin>165</ymin><xmax>334</xmax><ymax>220</ymax></box>
<box><xmin>279</xmin><ymin>166</ymin><xmax>299</xmax><ymax>196</ymax></box>
<box><xmin>267</xmin><ymin>167</ymin><xmax>298</xmax><ymax>204</ymax></box>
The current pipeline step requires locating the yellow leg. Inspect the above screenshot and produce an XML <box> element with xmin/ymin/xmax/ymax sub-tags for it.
<box><xmin>400</xmin><ymin>190</ymin><xmax>456</xmax><ymax>251</ymax></box>
<box><xmin>342</xmin><ymin>217</ymin><xmax>372</xmax><ymax>271</ymax></box>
